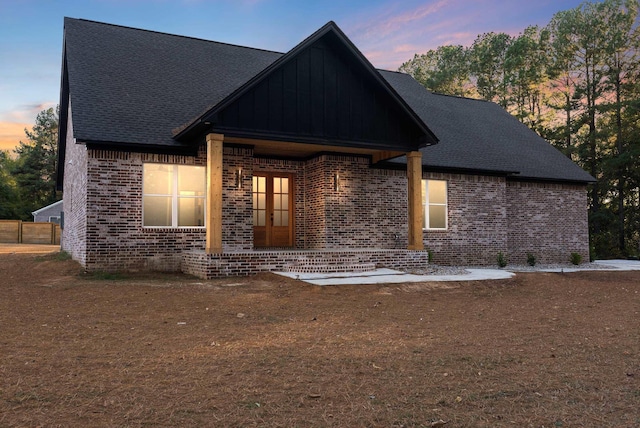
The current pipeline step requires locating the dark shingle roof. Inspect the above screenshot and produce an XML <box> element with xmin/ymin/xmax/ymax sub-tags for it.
<box><xmin>379</xmin><ymin>71</ymin><xmax>595</xmax><ymax>182</ymax></box>
<box><xmin>63</xmin><ymin>18</ymin><xmax>281</xmax><ymax>147</ymax></box>
<box><xmin>60</xmin><ymin>18</ymin><xmax>594</xmax><ymax>183</ymax></box>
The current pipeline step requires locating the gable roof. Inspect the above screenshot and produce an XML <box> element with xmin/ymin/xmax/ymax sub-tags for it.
<box><xmin>31</xmin><ymin>200</ymin><xmax>63</xmax><ymax>216</ymax></box>
<box><xmin>58</xmin><ymin>18</ymin><xmax>594</xmax><ymax>185</ymax></box>
<box><xmin>174</xmin><ymin>22</ymin><xmax>437</xmax><ymax>151</ymax></box>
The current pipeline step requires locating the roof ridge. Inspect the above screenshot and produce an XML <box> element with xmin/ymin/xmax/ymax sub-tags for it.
<box><xmin>377</xmin><ymin>69</ymin><xmax>407</xmax><ymax>75</ymax></box>
<box><xmin>379</xmin><ymin>69</ymin><xmax>488</xmax><ymax>102</ymax></box>
<box><xmin>64</xmin><ymin>17</ymin><xmax>285</xmax><ymax>56</ymax></box>
<box><xmin>428</xmin><ymin>91</ymin><xmax>488</xmax><ymax>102</ymax></box>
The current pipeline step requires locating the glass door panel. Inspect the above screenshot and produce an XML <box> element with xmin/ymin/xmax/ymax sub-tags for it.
<box><xmin>252</xmin><ymin>173</ymin><xmax>293</xmax><ymax>247</ymax></box>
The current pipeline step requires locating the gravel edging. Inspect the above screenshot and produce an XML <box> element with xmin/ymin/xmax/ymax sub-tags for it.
<box><xmin>411</xmin><ymin>262</ymin><xmax>622</xmax><ymax>276</ymax></box>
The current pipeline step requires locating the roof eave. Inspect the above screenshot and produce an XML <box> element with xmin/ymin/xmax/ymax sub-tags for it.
<box><xmin>83</xmin><ymin>139</ymin><xmax>199</xmax><ymax>155</ymax></box>
<box><xmin>507</xmin><ymin>175</ymin><xmax>596</xmax><ymax>185</ymax></box>
<box><xmin>56</xmin><ymin>27</ymin><xmax>70</xmax><ymax>192</ymax></box>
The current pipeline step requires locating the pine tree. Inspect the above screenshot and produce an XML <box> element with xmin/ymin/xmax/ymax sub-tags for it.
<box><xmin>11</xmin><ymin>107</ymin><xmax>60</xmax><ymax>219</ymax></box>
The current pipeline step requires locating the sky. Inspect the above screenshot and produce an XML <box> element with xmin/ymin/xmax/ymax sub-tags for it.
<box><xmin>0</xmin><ymin>0</ymin><xmax>589</xmax><ymax>153</ymax></box>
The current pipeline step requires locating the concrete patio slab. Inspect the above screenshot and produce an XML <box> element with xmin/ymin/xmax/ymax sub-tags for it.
<box><xmin>275</xmin><ymin>259</ymin><xmax>640</xmax><ymax>285</ymax></box>
<box><xmin>592</xmin><ymin>259</ymin><xmax>640</xmax><ymax>270</ymax></box>
<box><xmin>275</xmin><ymin>268</ymin><xmax>515</xmax><ymax>286</ymax></box>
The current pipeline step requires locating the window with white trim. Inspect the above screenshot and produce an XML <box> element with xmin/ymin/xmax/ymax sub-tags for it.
<box><xmin>422</xmin><ymin>179</ymin><xmax>447</xmax><ymax>230</ymax></box>
<box><xmin>143</xmin><ymin>164</ymin><xmax>205</xmax><ymax>227</ymax></box>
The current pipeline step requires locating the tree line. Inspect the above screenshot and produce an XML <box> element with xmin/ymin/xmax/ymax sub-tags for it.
<box><xmin>0</xmin><ymin>107</ymin><xmax>60</xmax><ymax>221</ymax></box>
<box><xmin>399</xmin><ymin>0</ymin><xmax>640</xmax><ymax>258</ymax></box>
<box><xmin>1</xmin><ymin>1</ymin><xmax>638</xmax><ymax>258</ymax></box>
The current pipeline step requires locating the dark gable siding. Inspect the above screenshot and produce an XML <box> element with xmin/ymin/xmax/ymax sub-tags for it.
<box><xmin>214</xmin><ymin>35</ymin><xmax>424</xmax><ymax>151</ymax></box>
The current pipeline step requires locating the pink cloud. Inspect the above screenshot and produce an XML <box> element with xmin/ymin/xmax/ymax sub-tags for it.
<box><xmin>350</xmin><ymin>0</ymin><xmax>451</xmax><ymax>41</ymax></box>
<box><xmin>344</xmin><ymin>0</ymin><xmax>563</xmax><ymax>71</ymax></box>
<box><xmin>393</xmin><ymin>44</ymin><xmax>423</xmax><ymax>54</ymax></box>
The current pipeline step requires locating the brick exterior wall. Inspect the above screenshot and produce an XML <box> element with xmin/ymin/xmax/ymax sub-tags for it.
<box><xmin>316</xmin><ymin>155</ymin><xmax>408</xmax><ymax>249</ymax></box>
<box><xmin>506</xmin><ymin>181</ymin><xmax>589</xmax><ymax>265</ymax></box>
<box><xmin>422</xmin><ymin>173</ymin><xmax>508</xmax><ymax>265</ymax></box>
<box><xmin>62</xmin><ymin>132</ymin><xmax>590</xmax><ymax>274</ymax></box>
<box><xmin>61</xmin><ymin>100</ymin><xmax>88</xmax><ymax>266</ymax></box>
<box><xmin>83</xmin><ymin>147</ymin><xmax>207</xmax><ymax>272</ymax></box>
<box><xmin>223</xmin><ymin>147</ymin><xmax>254</xmax><ymax>250</ymax></box>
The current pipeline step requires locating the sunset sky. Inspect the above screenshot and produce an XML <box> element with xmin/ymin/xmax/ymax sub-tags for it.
<box><xmin>0</xmin><ymin>0</ymin><xmax>588</xmax><ymax>153</ymax></box>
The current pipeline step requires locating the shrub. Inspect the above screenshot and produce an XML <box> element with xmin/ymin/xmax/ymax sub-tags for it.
<box><xmin>497</xmin><ymin>251</ymin><xmax>507</xmax><ymax>268</ymax></box>
<box><xmin>570</xmin><ymin>252</ymin><xmax>582</xmax><ymax>265</ymax></box>
<box><xmin>427</xmin><ymin>249</ymin><xmax>434</xmax><ymax>263</ymax></box>
<box><xmin>526</xmin><ymin>253</ymin><xmax>536</xmax><ymax>267</ymax></box>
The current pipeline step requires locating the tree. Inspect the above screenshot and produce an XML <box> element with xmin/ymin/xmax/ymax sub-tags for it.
<box><xmin>505</xmin><ymin>26</ymin><xmax>551</xmax><ymax>134</ymax></box>
<box><xmin>399</xmin><ymin>0</ymin><xmax>640</xmax><ymax>258</ymax></box>
<box><xmin>546</xmin><ymin>9</ymin><xmax>582</xmax><ymax>158</ymax></box>
<box><xmin>545</xmin><ymin>0</ymin><xmax>640</xmax><ymax>256</ymax></box>
<box><xmin>468</xmin><ymin>32</ymin><xmax>513</xmax><ymax>107</ymax></box>
<box><xmin>399</xmin><ymin>45</ymin><xmax>473</xmax><ymax>96</ymax></box>
<box><xmin>598</xmin><ymin>0</ymin><xmax>639</xmax><ymax>252</ymax></box>
<box><xmin>11</xmin><ymin>107</ymin><xmax>60</xmax><ymax>219</ymax></box>
<box><xmin>0</xmin><ymin>151</ymin><xmax>20</xmax><ymax>219</ymax></box>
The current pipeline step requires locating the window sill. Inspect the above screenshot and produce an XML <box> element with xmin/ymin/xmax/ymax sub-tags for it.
<box><xmin>142</xmin><ymin>226</ymin><xmax>206</xmax><ymax>232</ymax></box>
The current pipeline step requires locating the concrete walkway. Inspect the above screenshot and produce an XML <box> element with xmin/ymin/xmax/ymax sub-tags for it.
<box><xmin>275</xmin><ymin>260</ymin><xmax>640</xmax><ymax>286</ymax></box>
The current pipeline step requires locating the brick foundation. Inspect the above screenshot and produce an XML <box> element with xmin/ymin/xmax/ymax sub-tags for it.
<box><xmin>182</xmin><ymin>249</ymin><xmax>431</xmax><ymax>279</ymax></box>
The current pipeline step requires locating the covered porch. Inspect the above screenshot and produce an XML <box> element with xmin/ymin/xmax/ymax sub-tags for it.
<box><xmin>172</xmin><ymin>22</ymin><xmax>438</xmax><ymax>278</ymax></box>
<box><xmin>178</xmin><ymin>133</ymin><xmax>430</xmax><ymax>279</ymax></box>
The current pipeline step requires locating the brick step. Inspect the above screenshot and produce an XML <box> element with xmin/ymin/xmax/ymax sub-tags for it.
<box><xmin>282</xmin><ymin>262</ymin><xmax>377</xmax><ymax>274</ymax></box>
<box><xmin>291</xmin><ymin>256</ymin><xmax>361</xmax><ymax>266</ymax></box>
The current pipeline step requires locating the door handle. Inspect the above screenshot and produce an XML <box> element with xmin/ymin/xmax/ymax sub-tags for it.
<box><xmin>270</xmin><ymin>212</ymin><xmax>274</xmax><ymax>225</ymax></box>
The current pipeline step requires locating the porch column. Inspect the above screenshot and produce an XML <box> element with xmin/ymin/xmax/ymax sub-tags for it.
<box><xmin>206</xmin><ymin>133</ymin><xmax>224</xmax><ymax>254</ymax></box>
<box><xmin>407</xmin><ymin>151</ymin><xmax>424</xmax><ymax>250</ymax></box>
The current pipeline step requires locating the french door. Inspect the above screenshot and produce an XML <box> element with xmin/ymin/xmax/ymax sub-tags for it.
<box><xmin>252</xmin><ymin>173</ymin><xmax>294</xmax><ymax>248</ymax></box>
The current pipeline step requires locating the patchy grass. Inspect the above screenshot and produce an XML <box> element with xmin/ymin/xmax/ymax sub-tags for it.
<box><xmin>83</xmin><ymin>270</ymin><xmax>128</xmax><ymax>280</ymax></box>
<box><xmin>35</xmin><ymin>250</ymin><xmax>71</xmax><ymax>262</ymax></box>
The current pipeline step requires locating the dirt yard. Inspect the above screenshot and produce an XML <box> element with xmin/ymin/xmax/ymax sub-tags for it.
<box><xmin>1</xmin><ymin>248</ymin><xmax>639</xmax><ymax>427</ymax></box>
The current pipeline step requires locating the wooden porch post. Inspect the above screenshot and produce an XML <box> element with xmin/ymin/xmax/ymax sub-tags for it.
<box><xmin>206</xmin><ymin>133</ymin><xmax>224</xmax><ymax>254</ymax></box>
<box><xmin>407</xmin><ymin>151</ymin><xmax>424</xmax><ymax>250</ymax></box>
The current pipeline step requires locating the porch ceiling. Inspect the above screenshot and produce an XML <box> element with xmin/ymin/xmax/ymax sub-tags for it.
<box><xmin>225</xmin><ymin>136</ymin><xmax>404</xmax><ymax>161</ymax></box>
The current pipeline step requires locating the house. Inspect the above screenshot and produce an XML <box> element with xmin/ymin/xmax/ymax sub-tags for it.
<box><xmin>56</xmin><ymin>18</ymin><xmax>594</xmax><ymax>278</ymax></box>
<box><xmin>32</xmin><ymin>200</ymin><xmax>63</xmax><ymax>224</ymax></box>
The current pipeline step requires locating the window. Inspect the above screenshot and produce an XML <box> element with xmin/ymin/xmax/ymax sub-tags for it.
<box><xmin>143</xmin><ymin>164</ymin><xmax>205</xmax><ymax>227</ymax></box>
<box><xmin>422</xmin><ymin>179</ymin><xmax>447</xmax><ymax>230</ymax></box>
<box><xmin>48</xmin><ymin>216</ymin><xmax>61</xmax><ymax>224</ymax></box>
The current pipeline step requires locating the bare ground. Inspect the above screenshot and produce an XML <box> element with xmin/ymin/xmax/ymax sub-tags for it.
<box><xmin>1</xmin><ymin>247</ymin><xmax>639</xmax><ymax>427</ymax></box>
